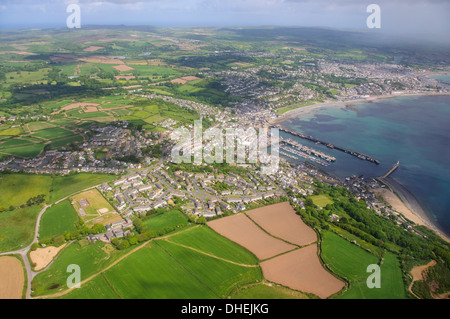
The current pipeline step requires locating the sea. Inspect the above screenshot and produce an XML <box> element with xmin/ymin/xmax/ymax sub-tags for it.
<box><xmin>280</xmin><ymin>94</ymin><xmax>450</xmax><ymax>237</ymax></box>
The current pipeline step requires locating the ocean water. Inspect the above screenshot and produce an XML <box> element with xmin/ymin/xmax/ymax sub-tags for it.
<box><xmin>281</xmin><ymin>95</ymin><xmax>450</xmax><ymax>236</ymax></box>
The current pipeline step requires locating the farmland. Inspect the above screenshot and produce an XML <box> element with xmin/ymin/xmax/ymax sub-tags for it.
<box><xmin>139</xmin><ymin>208</ymin><xmax>189</xmax><ymax>234</ymax></box>
<box><xmin>207</xmin><ymin>203</ymin><xmax>345</xmax><ymax>298</ymax></box>
<box><xmin>166</xmin><ymin>226</ymin><xmax>259</xmax><ymax>266</ymax></box>
<box><xmin>0</xmin><ymin>205</ymin><xmax>42</xmax><ymax>252</ymax></box>
<box><xmin>320</xmin><ymin>231</ymin><xmax>406</xmax><ymax>299</ymax></box>
<box><xmin>0</xmin><ymin>256</ymin><xmax>25</xmax><ymax>299</ymax></box>
<box><xmin>59</xmin><ymin>238</ymin><xmax>261</xmax><ymax>299</ymax></box>
<box><xmin>207</xmin><ymin>213</ymin><xmax>296</xmax><ymax>260</ymax></box>
<box><xmin>38</xmin><ymin>200</ymin><xmax>79</xmax><ymax>241</ymax></box>
<box><xmin>49</xmin><ymin>173</ymin><xmax>117</xmax><ymax>203</ymax></box>
<box><xmin>0</xmin><ymin>174</ymin><xmax>52</xmax><ymax>208</ymax></box>
<box><xmin>31</xmin><ymin>241</ymin><xmax>122</xmax><ymax>297</ymax></box>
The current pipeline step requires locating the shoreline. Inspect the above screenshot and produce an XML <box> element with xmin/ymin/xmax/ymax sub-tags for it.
<box><xmin>271</xmin><ymin>91</ymin><xmax>450</xmax><ymax>243</ymax></box>
<box><xmin>377</xmin><ymin>177</ymin><xmax>450</xmax><ymax>243</ymax></box>
<box><xmin>270</xmin><ymin>91</ymin><xmax>450</xmax><ymax>124</ymax></box>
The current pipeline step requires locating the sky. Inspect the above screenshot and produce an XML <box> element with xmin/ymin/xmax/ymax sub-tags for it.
<box><xmin>0</xmin><ymin>0</ymin><xmax>449</xmax><ymax>41</ymax></box>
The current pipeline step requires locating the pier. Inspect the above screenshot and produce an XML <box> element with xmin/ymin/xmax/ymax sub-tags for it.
<box><xmin>272</xmin><ymin>125</ymin><xmax>380</xmax><ymax>165</ymax></box>
<box><xmin>381</xmin><ymin>161</ymin><xmax>400</xmax><ymax>178</ymax></box>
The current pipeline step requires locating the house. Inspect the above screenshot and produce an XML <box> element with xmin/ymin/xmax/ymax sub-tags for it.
<box><xmin>138</xmin><ymin>184</ymin><xmax>152</xmax><ymax>192</ymax></box>
<box><xmin>152</xmin><ymin>200</ymin><xmax>165</xmax><ymax>209</ymax></box>
<box><xmin>101</xmin><ymin>183</ymin><xmax>112</xmax><ymax>192</ymax></box>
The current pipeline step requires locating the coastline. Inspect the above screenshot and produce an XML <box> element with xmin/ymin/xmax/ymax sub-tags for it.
<box><xmin>377</xmin><ymin>177</ymin><xmax>450</xmax><ymax>243</ymax></box>
<box><xmin>271</xmin><ymin>91</ymin><xmax>450</xmax><ymax>243</ymax></box>
<box><xmin>270</xmin><ymin>92</ymin><xmax>450</xmax><ymax>125</ymax></box>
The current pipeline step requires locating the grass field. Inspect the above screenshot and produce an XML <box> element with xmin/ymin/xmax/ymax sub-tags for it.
<box><xmin>141</xmin><ymin>209</ymin><xmax>188</xmax><ymax>233</ymax></box>
<box><xmin>0</xmin><ymin>205</ymin><xmax>42</xmax><ymax>253</ymax></box>
<box><xmin>59</xmin><ymin>275</ymin><xmax>119</xmax><ymax>299</ymax></box>
<box><xmin>31</xmin><ymin>241</ymin><xmax>115</xmax><ymax>296</ymax></box>
<box><xmin>157</xmin><ymin>240</ymin><xmax>261</xmax><ymax>297</ymax></box>
<box><xmin>167</xmin><ymin>225</ymin><xmax>259</xmax><ymax>265</ymax></box>
<box><xmin>0</xmin><ymin>138</ymin><xmax>45</xmax><ymax>157</ymax></box>
<box><xmin>5</xmin><ymin>68</ymin><xmax>50</xmax><ymax>84</ymax></box>
<box><xmin>0</xmin><ymin>174</ymin><xmax>53</xmax><ymax>208</ymax></box>
<box><xmin>49</xmin><ymin>173</ymin><xmax>118</xmax><ymax>203</ymax></box>
<box><xmin>38</xmin><ymin>200</ymin><xmax>80</xmax><ymax>240</ymax></box>
<box><xmin>0</xmin><ymin>126</ymin><xmax>23</xmax><ymax>136</ymax></box>
<box><xmin>62</xmin><ymin>238</ymin><xmax>261</xmax><ymax>299</ymax></box>
<box><xmin>320</xmin><ymin>231</ymin><xmax>406</xmax><ymax>299</ymax></box>
<box><xmin>310</xmin><ymin>194</ymin><xmax>334</xmax><ymax>208</ymax></box>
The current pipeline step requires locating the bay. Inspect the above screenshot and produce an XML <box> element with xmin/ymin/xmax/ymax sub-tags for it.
<box><xmin>280</xmin><ymin>94</ymin><xmax>450</xmax><ymax>236</ymax></box>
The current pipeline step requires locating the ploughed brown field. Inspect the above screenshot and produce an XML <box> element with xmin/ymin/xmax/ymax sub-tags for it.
<box><xmin>0</xmin><ymin>256</ymin><xmax>24</xmax><ymax>299</ymax></box>
<box><xmin>207</xmin><ymin>202</ymin><xmax>345</xmax><ymax>298</ymax></box>
<box><xmin>207</xmin><ymin>213</ymin><xmax>296</xmax><ymax>260</ymax></box>
<box><xmin>245</xmin><ymin>202</ymin><xmax>317</xmax><ymax>246</ymax></box>
<box><xmin>260</xmin><ymin>244</ymin><xmax>345</xmax><ymax>299</ymax></box>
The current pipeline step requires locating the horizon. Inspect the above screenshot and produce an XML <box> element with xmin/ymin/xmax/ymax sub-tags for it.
<box><xmin>0</xmin><ymin>0</ymin><xmax>449</xmax><ymax>44</ymax></box>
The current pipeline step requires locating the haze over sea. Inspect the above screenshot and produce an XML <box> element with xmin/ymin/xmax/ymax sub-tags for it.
<box><xmin>281</xmin><ymin>94</ymin><xmax>450</xmax><ymax>237</ymax></box>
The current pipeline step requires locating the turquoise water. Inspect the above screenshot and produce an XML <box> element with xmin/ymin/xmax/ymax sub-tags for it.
<box><xmin>281</xmin><ymin>95</ymin><xmax>450</xmax><ymax>236</ymax></box>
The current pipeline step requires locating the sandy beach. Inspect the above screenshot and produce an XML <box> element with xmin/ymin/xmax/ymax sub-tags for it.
<box><xmin>377</xmin><ymin>177</ymin><xmax>450</xmax><ymax>243</ymax></box>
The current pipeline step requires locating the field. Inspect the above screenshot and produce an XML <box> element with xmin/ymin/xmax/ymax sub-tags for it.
<box><xmin>245</xmin><ymin>202</ymin><xmax>317</xmax><ymax>246</ymax></box>
<box><xmin>38</xmin><ymin>200</ymin><xmax>79</xmax><ymax>240</ymax></box>
<box><xmin>167</xmin><ymin>225</ymin><xmax>258</xmax><ymax>266</ymax></box>
<box><xmin>29</xmin><ymin>244</ymin><xmax>66</xmax><ymax>271</ymax></box>
<box><xmin>0</xmin><ymin>137</ymin><xmax>45</xmax><ymax>158</ymax></box>
<box><xmin>49</xmin><ymin>173</ymin><xmax>117</xmax><ymax>203</ymax></box>
<box><xmin>0</xmin><ymin>174</ymin><xmax>52</xmax><ymax>208</ymax></box>
<box><xmin>140</xmin><ymin>209</ymin><xmax>188</xmax><ymax>233</ymax></box>
<box><xmin>70</xmin><ymin>189</ymin><xmax>121</xmax><ymax>226</ymax></box>
<box><xmin>310</xmin><ymin>194</ymin><xmax>334</xmax><ymax>208</ymax></box>
<box><xmin>0</xmin><ymin>205</ymin><xmax>42</xmax><ymax>253</ymax></box>
<box><xmin>60</xmin><ymin>239</ymin><xmax>261</xmax><ymax>299</ymax></box>
<box><xmin>31</xmin><ymin>241</ymin><xmax>113</xmax><ymax>296</ymax></box>
<box><xmin>320</xmin><ymin>231</ymin><xmax>406</xmax><ymax>299</ymax></box>
<box><xmin>260</xmin><ymin>244</ymin><xmax>345</xmax><ymax>299</ymax></box>
<box><xmin>207</xmin><ymin>213</ymin><xmax>296</xmax><ymax>260</ymax></box>
<box><xmin>207</xmin><ymin>203</ymin><xmax>345</xmax><ymax>298</ymax></box>
<box><xmin>0</xmin><ymin>256</ymin><xmax>25</xmax><ymax>299</ymax></box>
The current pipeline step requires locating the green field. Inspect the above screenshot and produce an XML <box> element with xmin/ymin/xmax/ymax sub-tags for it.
<box><xmin>31</xmin><ymin>241</ymin><xmax>116</xmax><ymax>296</ymax></box>
<box><xmin>38</xmin><ymin>200</ymin><xmax>80</xmax><ymax>240</ymax></box>
<box><xmin>168</xmin><ymin>225</ymin><xmax>258</xmax><ymax>265</ymax></box>
<box><xmin>0</xmin><ymin>205</ymin><xmax>42</xmax><ymax>252</ymax></box>
<box><xmin>59</xmin><ymin>275</ymin><xmax>119</xmax><ymax>299</ymax></box>
<box><xmin>0</xmin><ymin>138</ymin><xmax>45</xmax><ymax>157</ymax></box>
<box><xmin>62</xmin><ymin>238</ymin><xmax>261</xmax><ymax>299</ymax></box>
<box><xmin>49</xmin><ymin>173</ymin><xmax>118</xmax><ymax>203</ymax></box>
<box><xmin>0</xmin><ymin>174</ymin><xmax>53</xmax><ymax>208</ymax></box>
<box><xmin>5</xmin><ymin>68</ymin><xmax>50</xmax><ymax>84</ymax></box>
<box><xmin>310</xmin><ymin>194</ymin><xmax>334</xmax><ymax>208</ymax></box>
<box><xmin>320</xmin><ymin>231</ymin><xmax>406</xmax><ymax>299</ymax></box>
<box><xmin>0</xmin><ymin>126</ymin><xmax>23</xmax><ymax>136</ymax></box>
<box><xmin>31</xmin><ymin>127</ymin><xmax>74</xmax><ymax>140</ymax></box>
<box><xmin>140</xmin><ymin>209</ymin><xmax>188</xmax><ymax>233</ymax></box>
